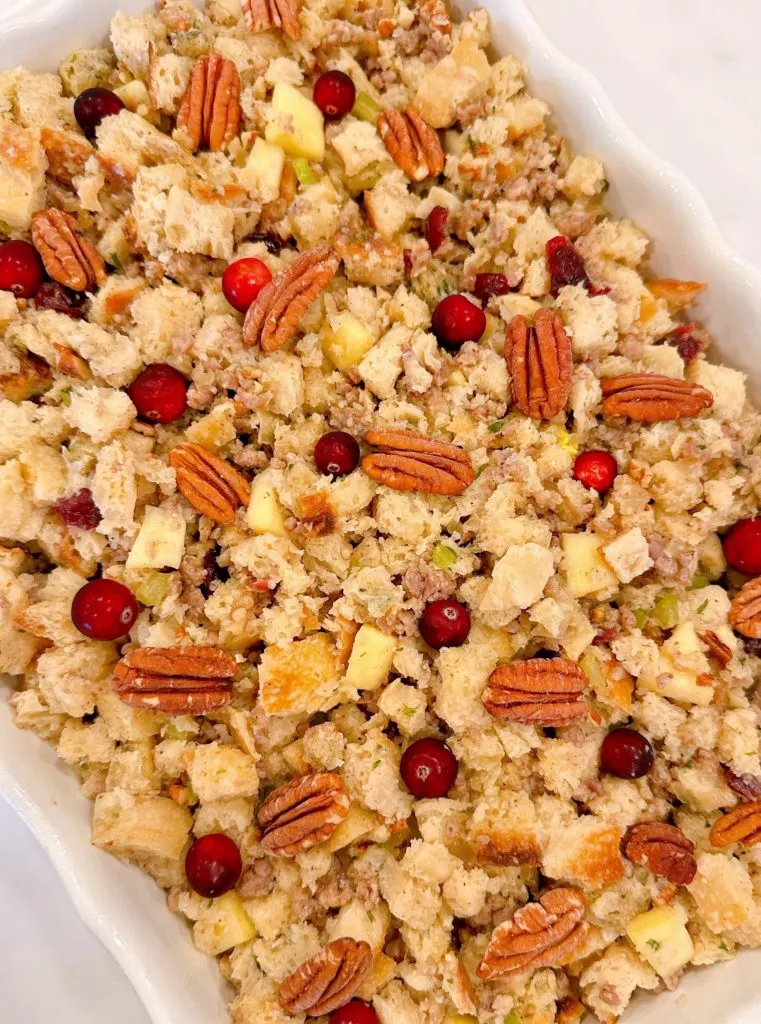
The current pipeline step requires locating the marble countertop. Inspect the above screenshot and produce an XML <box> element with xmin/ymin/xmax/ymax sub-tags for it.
<box><xmin>3</xmin><ymin>1</ymin><xmax>760</xmax><ymax>1020</ymax></box>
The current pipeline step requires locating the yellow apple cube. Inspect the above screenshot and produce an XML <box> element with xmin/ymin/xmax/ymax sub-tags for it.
<box><xmin>239</xmin><ymin>138</ymin><xmax>285</xmax><ymax>203</ymax></box>
<box><xmin>193</xmin><ymin>892</ymin><xmax>256</xmax><ymax>956</ymax></box>
<box><xmin>626</xmin><ymin>905</ymin><xmax>694</xmax><ymax>979</ymax></box>
<box><xmin>265</xmin><ymin>83</ymin><xmax>325</xmax><ymax>161</ymax></box>
<box><xmin>325</xmin><ymin>803</ymin><xmax>381</xmax><ymax>852</ymax></box>
<box><xmin>328</xmin><ymin>898</ymin><xmax>390</xmax><ymax>953</ymax></box>
<box><xmin>562</xmin><ymin>532</ymin><xmax>618</xmax><ymax>598</ymax></box>
<box><xmin>345</xmin><ymin>624</ymin><xmax>397</xmax><ymax>691</ymax></box>
<box><xmin>247</xmin><ymin>471</ymin><xmax>288</xmax><ymax>538</ymax></box>
<box><xmin>638</xmin><ymin>621</ymin><xmax>714</xmax><ymax>706</ymax></box>
<box><xmin>322</xmin><ymin>313</ymin><xmax>376</xmax><ymax>372</ymax></box>
<box><xmin>126</xmin><ymin>506</ymin><xmax>186</xmax><ymax>571</ymax></box>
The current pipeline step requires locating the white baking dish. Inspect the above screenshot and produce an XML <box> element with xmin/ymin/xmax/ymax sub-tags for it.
<box><xmin>1</xmin><ymin>1</ymin><xmax>761</xmax><ymax>1021</ymax></box>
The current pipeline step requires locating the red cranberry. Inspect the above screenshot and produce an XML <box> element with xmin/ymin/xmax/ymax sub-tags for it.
<box><xmin>419</xmin><ymin>598</ymin><xmax>470</xmax><ymax>649</ymax></box>
<box><xmin>546</xmin><ymin>235</ymin><xmax>590</xmax><ymax>296</ymax></box>
<box><xmin>0</xmin><ymin>240</ymin><xmax>44</xmax><ymax>298</ymax></box>
<box><xmin>185</xmin><ymin>833</ymin><xmax>242</xmax><ymax>898</ymax></box>
<box><xmin>425</xmin><ymin>206</ymin><xmax>449</xmax><ymax>253</ymax></box>
<box><xmin>127</xmin><ymin>363</ymin><xmax>188</xmax><ymax>423</ymax></box>
<box><xmin>724</xmin><ymin>518</ymin><xmax>761</xmax><ymax>575</ymax></box>
<box><xmin>34</xmin><ymin>280</ymin><xmax>87</xmax><ymax>318</ymax></box>
<box><xmin>53</xmin><ymin>488</ymin><xmax>102</xmax><ymax>530</ymax></box>
<box><xmin>71</xmin><ymin>579</ymin><xmax>139</xmax><ymax>641</ymax></box>
<box><xmin>431</xmin><ymin>294</ymin><xmax>486</xmax><ymax>350</ymax></box>
<box><xmin>222</xmin><ymin>257</ymin><xmax>273</xmax><ymax>313</ymax></box>
<box><xmin>473</xmin><ymin>272</ymin><xmax>510</xmax><ymax>301</ymax></box>
<box><xmin>600</xmin><ymin>727</ymin><xmax>654</xmax><ymax>779</ymax></box>
<box><xmin>314</xmin><ymin>431</ymin><xmax>360</xmax><ymax>477</ymax></box>
<box><xmin>400</xmin><ymin>737</ymin><xmax>458</xmax><ymax>798</ymax></box>
<box><xmin>330</xmin><ymin>1001</ymin><xmax>380</xmax><ymax>1024</ymax></box>
<box><xmin>313</xmin><ymin>70</ymin><xmax>356</xmax><ymax>119</ymax></box>
<box><xmin>572</xmin><ymin>450</ymin><xmax>618</xmax><ymax>494</ymax></box>
<box><xmin>74</xmin><ymin>87</ymin><xmax>125</xmax><ymax>141</ymax></box>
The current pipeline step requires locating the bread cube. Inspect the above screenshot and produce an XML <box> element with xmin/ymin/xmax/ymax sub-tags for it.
<box><xmin>92</xmin><ymin>790</ymin><xmax>192</xmax><ymax>861</ymax></box>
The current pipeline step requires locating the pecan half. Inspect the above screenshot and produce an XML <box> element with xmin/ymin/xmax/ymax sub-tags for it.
<box><xmin>362</xmin><ymin>428</ymin><xmax>474</xmax><ymax>496</ymax></box>
<box><xmin>279</xmin><ymin>938</ymin><xmax>372</xmax><ymax>1016</ymax></box>
<box><xmin>620</xmin><ymin>822</ymin><xmax>697</xmax><ymax>885</ymax></box>
<box><xmin>601</xmin><ymin>373</ymin><xmax>713</xmax><ymax>422</ymax></box>
<box><xmin>506</xmin><ymin>309</ymin><xmax>572</xmax><ymax>420</ymax></box>
<box><xmin>698</xmin><ymin>629</ymin><xmax>732</xmax><ymax>668</ymax></box>
<box><xmin>729</xmin><ymin>577</ymin><xmax>761</xmax><ymax>638</ymax></box>
<box><xmin>258</xmin><ymin>772</ymin><xmax>350</xmax><ymax>856</ymax></box>
<box><xmin>31</xmin><ymin>209</ymin><xmax>107</xmax><ymax>292</ymax></box>
<box><xmin>243</xmin><ymin>247</ymin><xmax>339</xmax><ymax>352</ymax></box>
<box><xmin>242</xmin><ymin>0</ymin><xmax>301</xmax><ymax>40</ymax></box>
<box><xmin>112</xmin><ymin>646</ymin><xmax>237</xmax><ymax>714</ymax></box>
<box><xmin>477</xmin><ymin>888</ymin><xmax>589</xmax><ymax>980</ymax></box>
<box><xmin>711</xmin><ymin>800</ymin><xmax>761</xmax><ymax>848</ymax></box>
<box><xmin>54</xmin><ymin>344</ymin><xmax>92</xmax><ymax>381</ymax></box>
<box><xmin>724</xmin><ymin>766</ymin><xmax>761</xmax><ymax>803</ymax></box>
<box><xmin>482</xmin><ymin>658</ymin><xmax>588</xmax><ymax>727</ymax></box>
<box><xmin>378</xmin><ymin>107</ymin><xmax>444</xmax><ymax>182</ymax></box>
<box><xmin>168</xmin><ymin>442</ymin><xmax>250</xmax><ymax>524</ymax></box>
<box><xmin>647</xmin><ymin>278</ymin><xmax>707</xmax><ymax>311</ymax></box>
<box><xmin>177</xmin><ymin>54</ymin><xmax>241</xmax><ymax>152</ymax></box>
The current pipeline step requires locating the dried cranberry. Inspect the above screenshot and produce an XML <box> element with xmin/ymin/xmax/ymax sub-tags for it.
<box><xmin>572</xmin><ymin>450</ymin><xmax>618</xmax><ymax>494</ymax></box>
<box><xmin>314</xmin><ymin>431</ymin><xmax>360</xmax><ymax>477</ymax></box>
<box><xmin>185</xmin><ymin>833</ymin><xmax>242</xmax><ymax>898</ymax></box>
<box><xmin>592</xmin><ymin>628</ymin><xmax>617</xmax><ymax>647</ymax></box>
<box><xmin>742</xmin><ymin>637</ymin><xmax>761</xmax><ymax>657</ymax></box>
<box><xmin>419</xmin><ymin>598</ymin><xmax>471</xmax><ymax>649</ymax></box>
<box><xmin>473</xmin><ymin>272</ymin><xmax>510</xmax><ymax>301</ymax></box>
<box><xmin>587</xmin><ymin>283</ymin><xmax>611</xmax><ymax>297</ymax></box>
<box><xmin>425</xmin><ymin>206</ymin><xmax>449</xmax><ymax>253</ymax></box>
<box><xmin>723</xmin><ymin>766</ymin><xmax>761</xmax><ymax>802</ymax></box>
<box><xmin>34</xmin><ymin>280</ymin><xmax>87</xmax><ymax>319</ymax></box>
<box><xmin>313</xmin><ymin>70</ymin><xmax>356</xmax><ymax>120</ymax></box>
<box><xmin>600</xmin><ymin>727</ymin><xmax>654</xmax><ymax>779</ymax></box>
<box><xmin>403</xmin><ymin>249</ymin><xmax>413</xmax><ymax>277</ymax></box>
<box><xmin>723</xmin><ymin>518</ymin><xmax>761</xmax><ymax>575</ymax></box>
<box><xmin>201</xmin><ymin>548</ymin><xmax>229</xmax><ymax>597</ymax></box>
<box><xmin>0</xmin><ymin>240</ymin><xmax>44</xmax><ymax>298</ymax></box>
<box><xmin>53</xmin><ymin>488</ymin><xmax>102</xmax><ymax>530</ymax></box>
<box><xmin>330</xmin><ymin>1000</ymin><xmax>380</xmax><ymax>1024</ymax></box>
<box><xmin>222</xmin><ymin>257</ymin><xmax>273</xmax><ymax>313</ymax></box>
<box><xmin>400</xmin><ymin>737</ymin><xmax>458</xmax><ymax>798</ymax></box>
<box><xmin>431</xmin><ymin>294</ymin><xmax>486</xmax><ymax>350</ymax></box>
<box><xmin>74</xmin><ymin>87</ymin><xmax>125</xmax><ymax>141</ymax></box>
<box><xmin>127</xmin><ymin>363</ymin><xmax>188</xmax><ymax>423</ymax></box>
<box><xmin>71</xmin><ymin>578</ymin><xmax>139</xmax><ymax>641</ymax></box>
<box><xmin>668</xmin><ymin>322</ymin><xmax>703</xmax><ymax>364</ymax></box>
<box><xmin>247</xmin><ymin>232</ymin><xmax>294</xmax><ymax>255</ymax></box>
<box><xmin>546</xmin><ymin>235</ymin><xmax>590</xmax><ymax>296</ymax></box>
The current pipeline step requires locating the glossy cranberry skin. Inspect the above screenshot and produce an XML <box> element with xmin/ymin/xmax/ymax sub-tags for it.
<box><xmin>573</xmin><ymin>450</ymin><xmax>618</xmax><ymax>494</ymax></box>
<box><xmin>600</xmin><ymin>727</ymin><xmax>654</xmax><ymax>780</ymax></box>
<box><xmin>34</xmin><ymin>280</ymin><xmax>87</xmax><ymax>318</ymax></box>
<box><xmin>74</xmin><ymin>87</ymin><xmax>125</xmax><ymax>141</ymax></box>
<box><xmin>313</xmin><ymin>70</ymin><xmax>356</xmax><ymax>119</ymax></box>
<box><xmin>71</xmin><ymin>579</ymin><xmax>139</xmax><ymax>641</ymax></box>
<box><xmin>53</xmin><ymin>488</ymin><xmax>102</xmax><ymax>530</ymax></box>
<box><xmin>473</xmin><ymin>272</ymin><xmax>510</xmax><ymax>301</ymax></box>
<box><xmin>419</xmin><ymin>598</ymin><xmax>470</xmax><ymax>649</ymax></box>
<box><xmin>0</xmin><ymin>240</ymin><xmax>44</xmax><ymax>298</ymax></box>
<box><xmin>401</xmin><ymin>737</ymin><xmax>458</xmax><ymax>798</ymax></box>
<box><xmin>425</xmin><ymin>206</ymin><xmax>449</xmax><ymax>253</ymax></box>
<box><xmin>222</xmin><ymin>257</ymin><xmax>273</xmax><ymax>313</ymax></box>
<box><xmin>431</xmin><ymin>294</ymin><xmax>486</xmax><ymax>350</ymax></box>
<box><xmin>314</xmin><ymin>431</ymin><xmax>360</xmax><ymax>477</ymax></box>
<box><xmin>546</xmin><ymin>235</ymin><xmax>590</xmax><ymax>296</ymax></box>
<box><xmin>128</xmin><ymin>363</ymin><xmax>188</xmax><ymax>423</ymax></box>
<box><xmin>330</xmin><ymin>1001</ymin><xmax>380</xmax><ymax>1024</ymax></box>
<box><xmin>185</xmin><ymin>833</ymin><xmax>242</xmax><ymax>898</ymax></box>
<box><xmin>724</xmin><ymin>518</ymin><xmax>761</xmax><ymax>575</ymax></box>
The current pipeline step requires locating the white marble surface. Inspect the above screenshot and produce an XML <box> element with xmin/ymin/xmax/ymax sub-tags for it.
<box><xmin>2</xmin><ymin>1</ymin><xmax>761</xmax><ymax>1020</ymax></box>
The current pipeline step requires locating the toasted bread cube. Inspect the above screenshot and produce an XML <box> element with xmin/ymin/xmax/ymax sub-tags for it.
<box><xmin>0</xmin><ymin>118</ymin><xmax>47</xmax><ymax>230</ymax></box>
<box><xmin>92</xmin><ymin>791</ymin><xmax>192</xmax><ymax>861</ymax></box>
<box><xmin>259</xmin><ymin>632</ymin><xmax>342</xmax><ymax>715</ymax></box>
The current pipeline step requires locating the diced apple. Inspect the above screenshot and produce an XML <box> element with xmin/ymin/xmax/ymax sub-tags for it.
<box><xmin>626</xmin><ymin>905</ymin><xmax>694</xmax><ymax>979</ymax></box>
<box><xmin>638</xmin><ymin>621</ymin><xmax>714</xmax><ymax>706</ymax></box>
<box><xmin>265</xmin><ymin>82</ymin><xmax>325</xmax><ymax>161</ymax></box>
<box><xmin>126</xmin><ymin>505</ymin><xmax>186</xmax><ymax>571</ymax></box>
<box><xmin>562</xmin><ymin>533</ymin><xmax>618</xmax><ymax>598</ymax></box>
<box><xmin>239</xmin><ymin>138</ymin><xmax>285</xmax><ymax>203</ymax></box>
<box><xmin>344</xmin><ymin>623</ymin><xmax>397</xmax><ymax>691</ymax></box>
<box><xmin>327</xmin><ymin>897</ymin><xmax>390</xmax><ymax>953</ymax></box>
<box><xmin>246</xmin><ymin>470</ymin><xmax>288</xmax><ymax>537</ymax></box>
<box><xmin>322</xmin><ymin>313</ymin><xmax>376</xmax><ymax>372</ymax></box>
<box><xmin>443</xmin><ymin>1017</ymin><xmax>477</xmax><ymax>1024</ymax></box>
<box><xmin>357</xmin><ymin>951</ymin><xmax>397</xmax><ymax>1001</ymax></box>
<box><xmin>184</xmin><ymin>401</ymin><xmax>237</xmax><ymax>451</ymax></box>
<box><xmin>192</xmin><ymin>892</ymin><xmax>256</xmax><ymax>956</ymax></box>
<box><xmin>325</xmin><ymin>802</ymin><xmax>381</xmax><ymax>852</ymax></box>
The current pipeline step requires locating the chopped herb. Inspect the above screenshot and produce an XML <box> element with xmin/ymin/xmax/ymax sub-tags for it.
<box><xmin>684</xmin><ymin>760</ymin><xmax>694</xmax><ymax>768</ymax></box>
<box><xmin>476</xmin><ymin>464</ymin><xmax>487</xmax><ymax>478</ymax></box>
<box><xmin>489</xmin><ymin>418</ymin><xmax>506</xmax><ymax>433</ymax></box>
<box><xmin>465</xmin><ymin>136</ymin><xmax>476</xmax><ymax>153</ymax></box>
<box><xmin>367</xmin><ymin>910</ymin><xmax>375</xmax><ymax>922</ymax></box>
<box><xmin>647</xmin><ymin>939</ymin><xmax>662</xmax><ymax>951</ymax></box>
<box><xmin>696</xmin><ymin>599</ymin><xmax>709</xmax><ymax>614</ymax></box>
<box><xmin>371</xmin><ymin>759</ymin><xmax>381</xmax><ymax>769</ymax></box>
<box><xmin>688</xmin><ymin>574</ymin><xmax>710</xmax><ymax>590</ymax></box>
<box><xmin>402</xmin><ymin>706</ymin><xmax>416</xmax><ymax>718</ymax></box>
<box><xmin>719</xmin><ymin>942</ymin><xmax>729</xmax><ymax>952</ymax></box>
<box><xmin>600</xmin><ymin>178</ymin><xmax>610</xmax><ymax>192</ymax></box>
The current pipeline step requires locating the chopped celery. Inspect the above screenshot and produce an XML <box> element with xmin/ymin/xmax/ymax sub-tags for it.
<box><xmin>687</xmin><ymin>573</ymin><xmax>710</xmax><ymax>590</ymax></box>
<box><xmin>346</xmin><ymin>161</ymin><xmax>384</xmax><ymax>192</ymax></box>
<box><xmin>633</xmin><ymin>608</ymin><xmax>649</xmax><ymax>629</ymax></box>
<box><xmin>135</xmin><ymin>570</ymin><xmax>173</xmax><ymax>607</ymax></box>
<box><xmin>352</xmin><ymin>90</ymin><xmax>381</xmax><ymax>123</ymax></box>
<box><xmin>432</xmin><ymin>542</ymin><xmax>458</xmax><ymax>569</ymax></box>
<box><xmin>291</xmin><ymin>157</ymin><xmax>319</xmax><ymax>186</ymax></box>
<box><xmin>579</xmin><ymin>651</ymin><xmax>606</xmax><ymax>691</ymax></box>
<box><xmin>504</xmin><ymin>1014</ymin><xmax>521</xmax><ymax>1024</ymax></box>
<box><xmin>652</xmin><ymin>593</ymin><xmax>679</xmax><ymax>629</ymax></box>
